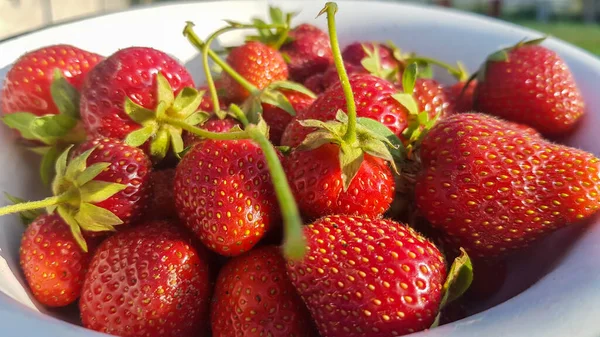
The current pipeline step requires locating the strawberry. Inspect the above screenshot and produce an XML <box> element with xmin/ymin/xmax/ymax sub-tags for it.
<box><xmin>71</xmin><ymin>138</ymin><xmax>152</xmax><ymax>228</ymax></box>
<box><xmin>211</xmin><ymin>245</ymin><xmax>315</xmax><ymax>337</ymax></box>
<box><xmin>281</xmin><ymin>23</ymin><xmax>333</xmax><ymax>82</ymax></box>
<box><xmin>20</xmin><ymin>214</ymin><xmax>97</xmax><ymax>307</ymax></box>
<box><xmin>415</xmin><ymin>113</ymin><xmax>600</xmax><ymax>258</ymax></box>
<box><xmin>262</xmin><ymin>89</ymin><xmax>315</xmax><ymax>145</ymax></box>
<box><xmin>1</xmin><ymin>44</ymin><xmax>102</xmax><ymax>118</ymax></box>
<box><xmin>143</xmin><ymin>168</ymin><xmax>177</xmax><ymax>220</ymax></box>
<box><xmin>0</xmin><ymin>137</ymin><xmax>152</xmax><ymax>251</ymax></box>
<box><xmin>280</xmin><ymin>74</ymin><xmax>409</xmax><ymax>148</ymax></box>
<box><xmin>303</xmin><ymin>72</ymin><xmax>326</xmax><ymax>94</ymax></box>
<box><xmin>80</xmin><ymin>47</ymin><xmax>204</xmax><ymax>161</ymax></box>
<box><xmin>174</xmin><ymin>139</ymin><xmax>280</xmax><ymax>256</ymax></box>
<box><xmin>284</xmin><ymin>144</ymin><xmax>394</xmax><ymax>219</ymax></box>
<box><xmin>342</xmin><ymin>42</ymin><xmax>398</xmax><ymax>71</ymax></box>
<box><xmin>473</xmin><ymin>39</ymin><xmax>585</xmax><ymax>136</ymax></box>
<box><xmin>445</xmin><ymin>80</ymin><xmax>476</xmax><ymax>114</ymax></box>
<box><xmin>1</xmin><ymin>45</ymin><xmax>103</xmax><ymax>184</ymax></box>
<box><xmin>79</xmin><ymin>220</ymin><xmax>212</xmax><ymax>337</ymax></box>
<box><xmin>220</xmin><ymin>42</ymin><xmax>288</xmax><ymax>103</ymax></box>
<box><xmin>286</xmin><ymin>215</ymin><xmax>447</xmax><ymax>337</ymax></box>
<box><xmin>411</xmin><ymin>78</ymin><xmax>452</xmax><ymax>119</ymax></box>
<box><xmin>320</xmin><ymin>42</ymin><xmax>400</xmax><ymax>89</ymax></box>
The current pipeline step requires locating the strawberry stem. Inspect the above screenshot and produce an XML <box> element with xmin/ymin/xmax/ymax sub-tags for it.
<box><xmin>0</xmin><ymin>194</ymin><xmax>66</xmax><ymax>216</ymax></box>
<box><xmin>405</xmin><ymin>56</ymin><xmax>469</xmax><ymax>81</ymax></box>
<box><xmin>184</xmin><ymin>22</ymin><xmax>261</xmax><ymax>96</ymax></box>
<box><xmin>229</xmin><ymin>104</ymin><xmax>250</xmax><ymax>126</ymax></box>
<box><xmin>272</xmin><ymin>13</ymin><xmax>293</xmax><ymax>50</ymax></box>
<box><xmin>162</xmin><ymin>116</ymin><xmax>250</xmax><ymax>140</ymax></box>
<box><xmin>320</xmin><ymin>2</ymin><xmax>358</xmax><ymax>144</ymax></box>
<box><xmin>246</xmin><ymin>125</ymin><xmax>306</xmax><ymax>260</ymax></box>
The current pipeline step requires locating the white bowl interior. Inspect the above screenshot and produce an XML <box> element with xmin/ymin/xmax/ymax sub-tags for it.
<box><xmin>1</xmin><ymin>1</ymin><xmax>600</xmax><ymax>336</ymax></box>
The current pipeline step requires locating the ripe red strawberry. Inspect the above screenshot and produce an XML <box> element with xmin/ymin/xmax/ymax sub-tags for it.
<box><xmin>415</xmin><ymin>113</ymin><xmax>600</xmax><ymax>258</ymax></box>
<box><xmin>281</xmin><ymin>23</ymin><xmax>333</xmax><ymax>82</ymax></box>
<box><xmin>1</xmin><ymin>44</ymin><xmax>102</xmax><ymax>118</ymax></box>
<box><xmin>281</xmin><ymin>74</ymin><xmax>409</xmax><ymax>148</ymax></box>
<box><xmin>445</xmin><ymin>80</ymin><xmax>477</xmax><ymax>114</ymax></box>
<box><xmin>321</xmin><ymin>61</ymin><xmax>368</xmax><ymax>90</ymax></box>
<box><xmin>286</xmin><ymin>215</ymin><xmax>447</xmax><ymax>337</ymax></box>
<box><xmin>174</xmin><ymin>139</ymin><xmax>280</xmax><ymax>256</ymax></box>
<box><xmin>320</xmin><ymin>42</ymin><xmax>399</xmax><ymax>90</ymax></box>
<box><xmin>303</xmin><ymin>72</ymin><xmax>326</xmax><ymax>94</ymax></box>
<box><xmin>72</xmin><ymin>138</ymin><xmax>152</xmax><ymax>227</ymax></box>
<box><xmin>220</xmin><ymin>42</ymin><xmax>288</xmax><ymax>103</ymax></box>
<box><xmin>79</xmin><ymin>47</ymin><xmax>202</xmax><ymax>161</ymax></box>
<box><xmin>142</xmin><ymin>168</ymin><xmax>176</xmax><ymax>220</ymax></box>
<box><xmin>284</xmin><ymin>144</ymin><xmax>394</xmax><ymax>219</ymax></box>
<box><xmin>79</xmin><ymin>220</ymin><xmax>212</xmax><ymax>337</ymax></box>
<box><xmin>412</xmin><ymin>78</ymin><xmax>452</xmax><ymax>119</ymax></box>
<box><xmin>211</xmin><ymin>245</ymin><xmax>315</xmax><ymax>337</ymax></box>
<box><xmin>20</xmin><ymin>214</ymin><xmax>97</xmax><ymax>307</ymax></box>
<box><xmin>80</xmin><ymin>47</ymin><xmax>194</xmax><ymax>140</ymax></box>
<box><xmin>473</xmin><ymin>41</ymin><xmax>584</xmax><ymax>136</ymax></box>
<box><xmin>262</xmin><ymin>89</ymin><xmax>315</xmax><ymax>145</ymax></box>
<box><xmin>342</xmin><ymin>42</ymin><xmax>398</xmax><ymax>70</ymax></box>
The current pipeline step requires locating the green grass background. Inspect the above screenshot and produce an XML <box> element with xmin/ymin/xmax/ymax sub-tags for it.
<box><xmin>508</xmin><ymin>20</ymin><xmax>600</xmax><ymax>56</ymax></box>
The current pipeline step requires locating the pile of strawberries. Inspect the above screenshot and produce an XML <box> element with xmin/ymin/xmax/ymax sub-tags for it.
<box><xmin>0</xmin><ymin>2</ymin><xmax>597</xmax><ymax>337</ymax></box>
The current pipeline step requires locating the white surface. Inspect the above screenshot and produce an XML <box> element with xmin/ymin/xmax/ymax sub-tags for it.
<box><xmin>1</xmin><ymin>1</ymin><xmax>599</xmax><ymax>337</ymax></box>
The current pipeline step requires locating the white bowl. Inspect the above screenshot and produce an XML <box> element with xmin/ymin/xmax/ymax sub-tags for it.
<box><xmin>1</xmin><ymin>1</ymin><xmax>599</xmax><ymax>336</ymax></box>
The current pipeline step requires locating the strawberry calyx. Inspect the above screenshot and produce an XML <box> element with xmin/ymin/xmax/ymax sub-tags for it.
<box><xmin>0</xmin><ymin>146</ymin><xmax>127</xmax><ymax>252</ymax></box>
<box><xmin>431</xmin><ymin>248</ymin><xmax>473</xmax><ymax>328</ymax></box>
<box><xmin>360</xmin><ymin>43</ymin><xmax>401</xmax><ymax>82</ymax></box>
<box><xmin>298</xmin><ymin>111</ymin><xmax>402</xmax><ymax>191</ymax></box>
<box><xmin>2</xmin><ymin>70</ymin><xmax>88</xmax><ymax>185</ymax></box>
<box><xmin>183</xmin><ymin>22</ymin><xmax>316</xmax><ymax>125</ymax></box>
<box><xmin>477</xmin><ymin>36</ymin><xmax>547</xmax><ymax>82</ymax></box>
<box><xmin>305</xmin><ymin>2</ymin><xmax>402</xmax><ymax>191</ymax></box>
<box><xmin>404</xmin><ymin>55</ymin><xmax>470</xmax><ymax>82</ymax></box>
<box><xmin>123</xmin><ymin>73</ymin><xmax>205</xmax><ymax>161</ymax></box>
<box><xmin>393</xmin><ymin>63</ymin><xmax>440</xmax><ymax>160</ymax></box>
<box><xmin>244</xmin><ymin>6</ymin><xmax>295</xmax><ymax>50</ymax></box>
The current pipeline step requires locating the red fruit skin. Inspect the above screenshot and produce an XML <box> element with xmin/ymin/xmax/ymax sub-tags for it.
<box><xmin>79</xmin><ymin>220</ymin><xmax>212</xmax><ymax>337</ymax></box>
<box><xmin>303</xmin><ymin>72</ymin><xmax>326</xmax><ymax>94</ymax></box>
<box><xmin>262</xmin><ymin>90</ymin><xmax>315</xmax><ymax>145</ymax></box>
<box><xmin>281</xmin><ymin>24</ymin><xmax>333</xmax><ymax>83</ymax></box>
<box><xmin>342</xmin><ymin>42</ymin><xmax>398</xmax><ymax>70</ymax></box>
<box><xmin>221</xmin><ymin>42</ymin><xmax>288</xmax><ymax>102</ymax></box>
<box><xmin>280</xmin><ymin>74</ymin><xmax>408</xmax><ymax>148</ymax></box>
<box><xmin>174</xmin><ymin>139</ymin><xmax>280</xmax><ymax>256</ymax></box>
<box><xmin>142</xmin><ymin>168</ymin><xmax>176</xmax><ymax>220</ymax></box>
<box><xmin>211</xmin><ymin>246</ymin><xmax>315</xmax><ymax>337</ymax></box>
<box><xmin>474</xmin><ymin>44</ymin><xmax>584</xmax><ymax>136</ymax></box>
<box><xmin>80</xmin><ymin>47</ymin><xmax>195</xmax><ymax>140</ymax></box>
<box><xmin>287</xmin><ymin>215</ymin><xmax>447</xmax><ymax>337</ymax></box>
<box><xmin>1</xmin><ymin>45</ymin><xmax>103</xmax><ymax>117</ymax></box>
<box><xmin>182</xmin><ymin>116</ymin><xmax>241</xmax><ymax>148</ymax></box>
<box><xmin>73</xmin><ymin>138</ymin><xmax>152</xmax><ymax>227</ymax></box>
<box><xmin>284</xmin><ymin>144</ymin><xmax>395</xmax><ymax>219</ymax></box>
<box><xmin>445</xmin><ymin>80</ymin><xmax>477</xmax><ymax>114</ymax></box>
<box><xmin>20</xmin><ymin>214</ymin><xmax>96</xmax><ymax>307</ymax></box>
<box><xmin>412</xmin><ymin>78</ymin><xmax>452</xmax><ymax>119</ymax></box>
<box><xmin>415</xmin><ymin>113</ymin><xmax>600</xmax><ymax>258</ymax></box>
<box><xmin>321</xmin><ymin>61</ymin><xmax>368</xmax><ymax>90</ymax></box>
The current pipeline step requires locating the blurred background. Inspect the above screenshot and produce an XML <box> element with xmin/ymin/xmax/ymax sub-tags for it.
<box><xmin>1</xmin><ymin>0</ymin><xmax>599</xmax><ymax>56</ymax></box>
